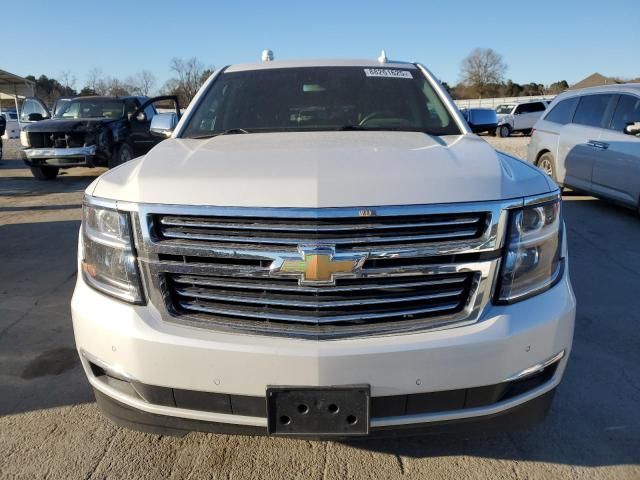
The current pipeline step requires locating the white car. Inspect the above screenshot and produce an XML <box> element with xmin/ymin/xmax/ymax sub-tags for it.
<box><xmin>495</xmin><ymin>100</ymin><xmax>549</xmax><ymax>137</ymax></box>
<box><xmin>72</xmin><ymin>56</ymin><xmax>575</xmax><ymax>438</ymax></box>
<box><xmin>0</xmin><ymin>110</ymin><xmax>20</xmax><ymax>139</ymax></box>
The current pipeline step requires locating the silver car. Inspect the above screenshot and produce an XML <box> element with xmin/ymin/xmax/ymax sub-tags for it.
<box><xmin>527</xmin><ymin>84</ymin><xmax>640</xmax><ymax>211</ymax></box>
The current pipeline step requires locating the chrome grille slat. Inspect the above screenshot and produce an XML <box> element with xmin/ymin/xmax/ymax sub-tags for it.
<box><xmin>173</xmin><ymin>286</ymin><xmax>465</xmax><ymax>308</ymax></box>
<box><xmin>171</xmin><ymin>274</ymin><xmax>467</xmax><ymax>293</ymax></box>
<box><xmin>159</xmin><ymin>216</ymin><xmax>482</xmax><ymax>232</ymax></box>
<box><xmin>176</xmin><ymin>300</ymin><xmax>462</xmax><ymax>324</ymax></box>
<box><xmin>159</xmin><ymin>229</ymin><xmax>480</xmax><ymax>245</ymax></box>
<box><xmin>152</xmin><ymin>210</ymin><xmax>489</xmax><ymax>251</ymax></box>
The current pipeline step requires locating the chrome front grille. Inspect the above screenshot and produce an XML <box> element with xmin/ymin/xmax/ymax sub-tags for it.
<box><xmin>134</xmin><ymin>202</ymin><xmax>510</xmax><ymax>339</ymax></box>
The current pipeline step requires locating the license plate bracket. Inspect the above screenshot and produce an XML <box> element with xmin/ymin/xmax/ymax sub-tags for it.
<box><xmin>266</xmin><ymin>385</ymin><xmax>370</xmax><ymax>436</ymax></box>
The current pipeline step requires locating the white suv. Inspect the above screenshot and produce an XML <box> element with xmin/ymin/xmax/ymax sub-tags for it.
<box><xmin>495</xmin><ymin>100</ymin><xmax>549</xmax><ymax>137</ymax></box>
<box><xmin>72</xmin><ymin>57</ymin><xmax>575</xmax><ymax>438</ymax></box>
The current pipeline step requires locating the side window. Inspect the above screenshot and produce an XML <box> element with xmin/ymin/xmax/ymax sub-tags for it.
<box><xmin>19</xmin><ymin>99</ymin><xmax>49</xmax><ymax>121</ymax></box>
<box><xmin>545</xmin><ymin>97</ymin><xmax>579</xmax><ymax>125</ymax></box>
<box><xmin>609</xmin><ymin>95</ymin><xmax>640</xmax><ymax>132</ymax></box>
<box><xmin>530</xmin><ymin>102</ymin><xmax>546</xmax><ymax>113</ymax></box>
<box><xmin>61</xmin><ymin>103</ymin><xmax>80</xmax><ymax>118</ymax></box>
<box><xmin>573</xmin><ymin>94</ymin><xmax>613</xmax><ymax>128</ymax></box>
<box><xmin>144</xmin><ymin>104</ymin><xmax>156</xmax><ymax>119</ymax></box>
<box><xmin>125</xmin><ymin>99</ymin><xmax>140</xmax><ymax>116</ymax></box>
<box><xmin>20</xmin><ymin>101</ymin><xmax>35</xmax><ymax>121</ymax></box>
<box><xmin>514</xmin><ymin>104</ymin><xmax>528</xmax><ymax>115</ymax></box>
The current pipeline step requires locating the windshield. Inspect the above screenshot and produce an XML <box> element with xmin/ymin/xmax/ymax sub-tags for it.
<box><xmin>55</xmin><ymin>99</ymin><xmax>125</xmax><ymax>119</ymax></box>
<box><xmin>495</xmin><ymin>104</ymin><xmax>515</xmax><ymax>114</ymax></box>
<box><xmin>53</xmin><ymin>99</ymin><xmax>71</xmax><ymax>117</ymax></box>
<box><xmin>181</xmin><ymin>66</ymin><xmax>460</xmax><ymax>137</ymax></box>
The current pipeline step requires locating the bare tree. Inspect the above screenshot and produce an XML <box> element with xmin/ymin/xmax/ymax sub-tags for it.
<box><xmin>460</xmin><ymin>48</ymin><xmax>507</xmax><ymax>98</ymax></box>
<box><xmin>86</xmin><ymin>68</ymin><xmax>105</xmax><ymax>94</ymax></box>
<box><xmin>168</xmin><ymin>57</ymin><xmax>212</xmax><ymax>105</ymax></box>
<box><xmin>59</xmin><ymin>70</ymin><xmax>77</xmax><ymax>91</ymax></box>
<box><xmin>105</xmin><ymin>78</ymin><xmax>130</xmax><ymax>96</ymax></box>
<box><xmin>126</xmin><ymin>70</ymin><xmax>156</xmax><ymax>96</ymax></box>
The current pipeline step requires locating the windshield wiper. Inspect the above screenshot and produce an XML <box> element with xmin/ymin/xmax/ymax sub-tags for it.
<box><xmin>336</xmin><ymin>125</ymin><xmax>438</xmax><ymax>133</ymax></box>
<box><xmin>335</xmin><ymin>125</ymin><xmax>369</xmax><ymax>131</ymax></box>
<box><xmin>191</xmin><ymin>128</ymin><xmax>250</xmax><ymax>139</ymax></box>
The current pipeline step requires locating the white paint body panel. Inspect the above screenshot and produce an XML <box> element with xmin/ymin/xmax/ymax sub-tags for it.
<box><xmin>72</xmin><ymin>268</ymin><xmax>575</xmax><ymax>426</ymax></box>
<box><xmin>91</xmin><ymin>132</ymin><xmax>552</xmax><ymax>207</ymax></box>
<box><xmin>1</xmin><ymin>118</ymin><xmax>20</xmax><ymax>139</ymax></box>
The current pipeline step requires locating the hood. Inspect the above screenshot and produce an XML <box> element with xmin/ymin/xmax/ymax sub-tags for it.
<box><xmin>24</xmin><ymin>117</ymin><xmax>119</xmax><ymax>133</ymax></box>
<box><xmin>90</xmin><ymin>131</ymin><xmax>552</xmax><ymax>208</ymax></box>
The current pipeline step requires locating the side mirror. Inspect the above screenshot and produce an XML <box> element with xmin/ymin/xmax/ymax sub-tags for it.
<box><xmin>150</xmin><ymin>112</ymin><xmax>178</xmax><ymax>138</ymax></box>
<box><xmin>464</xmin><ymin>108</ymin><xmax>498</xmax><ymax>134</ymax></box>
<box><xmin>624</xmin><ymin>121</ymin><xmax>640</xmax><ymax>136</ymax></box>
<box><xmin>27</xmin><ymin>113</ymin><xmax>44</xmax><ymax>122</ymax></box>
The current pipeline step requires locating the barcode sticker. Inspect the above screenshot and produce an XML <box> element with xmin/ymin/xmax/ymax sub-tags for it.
<box><xmin>364</xmin><ymin>69</ymin><xmax>413</xmax><ymax>79</ymax></box>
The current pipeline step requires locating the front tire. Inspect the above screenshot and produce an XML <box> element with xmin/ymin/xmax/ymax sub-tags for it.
<box><xmin>109</xmin><ymin>143</ymin><xmax>134</xmax><ymax>169</ymax></box>
<box><xmin>30</xmin><ymin>165</ymin><xmax>59</xmax><ymax>180</ymax></box>
<box><xmin>536</xmin><ymin>152</ymin><xmax>563</xmax><ymax>192</ymax></box>
<box><xmin>497</xmin><ymin>124</ymin><xmax>511</xmax><ymax>138</ymax></box>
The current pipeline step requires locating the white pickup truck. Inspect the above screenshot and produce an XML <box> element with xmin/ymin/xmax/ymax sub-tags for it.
<box><xmin>72</xmin><ymin>55</ymin><xmax>575</xmax><ymax>438</ymax></box>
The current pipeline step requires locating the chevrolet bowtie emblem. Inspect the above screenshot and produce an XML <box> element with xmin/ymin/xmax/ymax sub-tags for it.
<box><xmin>270</xmin><ymin>247</ymin><xmax>367</xmax><ymax>286</ymax></box>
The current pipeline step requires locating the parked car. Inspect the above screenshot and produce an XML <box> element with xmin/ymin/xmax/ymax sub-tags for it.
<box><xmin>20</xmin><ymin>95</ymin><xmax>180</xmax><ymax>180</ymax></box>
<box><xmin>527</xmin><ymin>84</ymin><xmax>640</xmax><ymax>212</ymax></box>
<box><xmin>495</xmin><ymin>100</ymin><xmax>549</xmax><ymax>137</ymax></box>
<box><xmin>72</xmin><ymin>55</ymin><xmax>575</xmax><ymax>438</ymax></box>
<box><xmin>0</xmin><ymin>109</ymin><xmax>20</xmax><ymax>139</ymax></box>
<box><xmin>0</xmin><ymin>113</ymin><xmax>5</xmax><ymax>160</ymax></box>
<box><xmin>459</xmin><ymin>107</ymin><xmax>498</xmax><ymax>134</ymax></box>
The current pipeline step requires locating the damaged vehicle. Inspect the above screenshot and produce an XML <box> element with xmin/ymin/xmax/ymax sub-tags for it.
<box><xmin>20</xmin><ymin>95</ymin><xmax>179</xmax><ymax>180</ymax></box>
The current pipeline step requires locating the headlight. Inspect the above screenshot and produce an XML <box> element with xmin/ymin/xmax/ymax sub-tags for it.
<box><xmin>497</xmin><ymin>196</ymin><xmax>564</xmax><ymax>303</ymax></box>
<box><xmin>81</xmin><ymin>199</ymin><xmax>144</xmax><ymax>303</ymax></box>
<box><xmin>20</xmin><ymin>130</ymin><xmax>30</xmax><ymax>147</ymax></box>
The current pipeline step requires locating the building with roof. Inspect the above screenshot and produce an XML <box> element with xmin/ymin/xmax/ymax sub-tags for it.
<box><xmin>569</xmin><ymin>72</ymin><xmax>639</xmax><ymax>90</ymax></box>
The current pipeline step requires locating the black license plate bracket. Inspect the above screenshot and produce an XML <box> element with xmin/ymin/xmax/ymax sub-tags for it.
<box><xmin>266</xmin><ymin>385</ymin><xmax>370</xmax><ymax>436</ymax></box>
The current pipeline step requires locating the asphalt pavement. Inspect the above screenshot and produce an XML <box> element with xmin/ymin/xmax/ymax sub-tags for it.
<box><xmin>0</xmin><ymin>137</ymin><xmax>638</xmax><ymax>479</ymax></box>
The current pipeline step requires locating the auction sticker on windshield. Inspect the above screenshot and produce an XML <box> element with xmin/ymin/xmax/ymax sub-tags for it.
<box><xmin>364</xmin><ymin>69</ymin><xmax>413</xmax><ymax>79</ymax></box>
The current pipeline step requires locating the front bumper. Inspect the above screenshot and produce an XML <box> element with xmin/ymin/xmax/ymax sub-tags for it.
<box><xmin>71</xmin><ymin>267</ymin><xmax>575</xmax><ymax>435</ymax></box>
<box><xmin>21</xmin><ymin>145</ymin><xmax>96</xmax><ymax>167</ymax></box>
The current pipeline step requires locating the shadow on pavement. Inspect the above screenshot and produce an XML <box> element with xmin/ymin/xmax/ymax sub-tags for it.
<box><xmin>0</xmin><ymin>175</ymin><xmax>99</xmax><ymax>198</ymax></box>
<box><xmin>0</xmin><ymin>219</ymin><xmax>93</xmax><ymax>416</ymax></box>
<box><xmin>0</xmin><ymin>204</ymin><xmax>83</xmax><ymax>212</ymax></box>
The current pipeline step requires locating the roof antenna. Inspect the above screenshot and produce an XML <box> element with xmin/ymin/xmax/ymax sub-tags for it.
<box><xmin>261</xmin><ymin>49</ymin><xmax>274</xmax><ymax>62</ymax></box>
<box><xmin>378</xmin><ymin>49</ymin><xmax>388</xmax><ymax>64</ymax></box>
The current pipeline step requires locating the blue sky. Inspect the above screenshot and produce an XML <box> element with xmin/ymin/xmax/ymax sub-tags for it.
<box><xmin>4</xmin><ymin>0</ymin><xmax>639</xmax><ymax>91</ymax></box>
